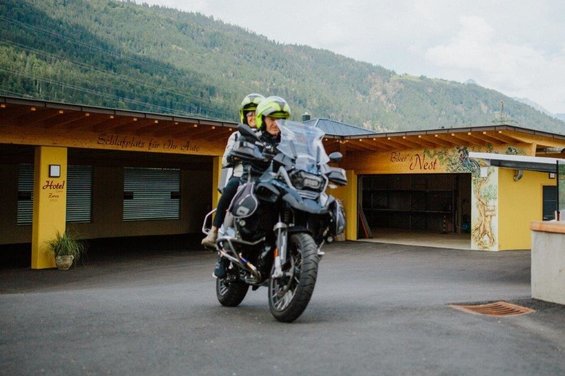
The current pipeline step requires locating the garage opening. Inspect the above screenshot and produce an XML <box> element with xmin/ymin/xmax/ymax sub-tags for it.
<box><xmin>359</xmin><ymin>173</ymin><xmax>471</xmax><ymax>247</ymax></box>
<box><xmin>0</xmin><ymin>145</ymin><xmax>215</xmax><ymax>246</ymax></box>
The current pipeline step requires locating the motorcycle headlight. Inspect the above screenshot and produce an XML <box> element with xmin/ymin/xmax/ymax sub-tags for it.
<box><xmin>291</xmin><ymin>171</ymin><xmax>324</xmax><ymax>191</ymax></box>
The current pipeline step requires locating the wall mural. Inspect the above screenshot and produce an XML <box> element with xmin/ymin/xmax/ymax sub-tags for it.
<box><xmin>471</xmin><ymin>167</ymin><xmax>498</xmax><ymax>250</ymax></box>
<box><xmin>422</xmin><ymin>145</ymin><xmax>524</xmax><ymax>251</ymax></box>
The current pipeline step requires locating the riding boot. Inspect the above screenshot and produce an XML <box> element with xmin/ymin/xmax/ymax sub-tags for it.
<box><xmin>213</xmin><ymin>255</ymin><xmax>227</xmax><ymax>279</ymax></box>
<box><xmin>201</xmin><ymin>226</ymin><xmax>218</xmax><ymax>248</ymax></box>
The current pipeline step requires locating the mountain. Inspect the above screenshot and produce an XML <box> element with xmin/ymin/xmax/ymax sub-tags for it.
<box><xmin>555</xmin><ymin>114</ymin><xmax>565</xmax><ymax>122</ymax></box>
<box><xmin>1</xmin><ymin>0</ymin><xmax>564</xmax><ymax>134</ymax></box>
<box><xmin>512</xmin><ymin>97</ymin><xmax>554</xmax><ymax>117</ymax></box>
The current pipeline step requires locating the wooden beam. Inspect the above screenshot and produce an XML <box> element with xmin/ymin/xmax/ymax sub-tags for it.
<box><xmin>388</xmin><ymin>136</ymin><xmax>423</xmax><ymax>149</ymax></box>
<box><xmin>15</xmin><ymin>108</ymin><xmax>60</xmax><ymax>127</ymax></box>
<box><xmin>405</xmin><ymin>136</ymin><xmax>438</xmax><ymax>149</ymax></box>
<box><xmin>0</xmin><ymin>105</ymin><xmax>29</xmax><ymax>124</ymax></box>
<box><xmin>110</xmin><ymin>118</ymin><xmax>154</xmax><ymax>133</ymax></box>
<box><xmin>463</xmin><ymin>132</ymin><xmax>494</xmax><ymax>146</ymax></box>
<box><xmin>473</xmin><ymin>132</ymin><xmax>507</xmax><ymax>146</ymax></box>
<box><xmin>432</xmin><ymin>134</ymin><xmax>460</xmax><ymax>148</ymax></box>
<box><xmin>420</xmin><ymin>135</ymin><xmax>455</xmax><ymax>148</ymax></box>
<box><xmin>382</xmin><ymin>137</ymin><xmax>415</xmax><ymax>150</ymax></box>
<box><xmin>41</xmin><ymin>111</ymin><xmax>89</xmax><ymax>129</ymax></box>
<box><xmin>345</xmin><ymin>140</ymin><xmax>381</xmax><ymax>152</ymax></box>
<box><xmin>367</xmin><ymin>138</ymin><xmax>396</xmax><ymax>151</ymax></box>
<box><xmin>70</xmin><ymin>115</ymin><xmax>116</xmax><ymax>131</ymax></box>
<box><xmin>502</xmin><ymin>131</ymin><xmax>565</xmax><ymax>149</ymax></box>
<box><xmin>480</xmin><ymin>131</ymin><xmax>523</xmax><ymax>145</ymax></box>
<box><xmin>446</xmin><ymin>133</ymin><xmax>473</xmax><ymax>147</ymax></box>
<box><xmin>93</xmin><ymin>116</ymin><xmax>139</xmax><ymax>133</ymax></box>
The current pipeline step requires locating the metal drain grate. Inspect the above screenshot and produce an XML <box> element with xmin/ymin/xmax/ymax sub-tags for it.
<box><xmin>449</xmin><ymin>301</ymin><xmax>535</xmax><ymax>317</ymax></box>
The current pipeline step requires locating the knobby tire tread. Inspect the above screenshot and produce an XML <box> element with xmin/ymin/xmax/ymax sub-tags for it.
<box><xmin>269</xmin><ymin>233</ymin><xmax>319</xmax><ymax>323</ymax></box>
<box><xmin>216</xmin><ymin>277</ymin><xmax>249</xmax><ymax>307</ymax></box>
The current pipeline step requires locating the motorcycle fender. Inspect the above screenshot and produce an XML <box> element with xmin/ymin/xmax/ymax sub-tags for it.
<box><xmin>282</xmin><ymin>192</ymin><xmax>329</xmax><ymax>215</ymax></box>
<box><xmin>287</xmin><ymin>226</ymin><xmax>310</xmax><ymax>234</ymax></box>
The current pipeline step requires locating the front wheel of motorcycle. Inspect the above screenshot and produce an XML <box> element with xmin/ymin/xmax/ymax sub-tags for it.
<box><xmin>216</xmin><ymin>273</ymin><xmax>249</xmax><ymax>307</ymax></box>
<box><xmin>268</xmin><ymin>233</ymin><xmax>319</xmax><ymax>323</ymax></box>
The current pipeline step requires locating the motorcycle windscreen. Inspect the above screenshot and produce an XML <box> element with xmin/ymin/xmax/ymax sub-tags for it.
<box><xmin>228</xmin><ymin>182</ymin><xmax>259</xmax><ymax>218</ymax></box>
<box><xmin>276</xmin><ymin>120</ymin><xmax>330</xmax><ymax>173</ymax></box>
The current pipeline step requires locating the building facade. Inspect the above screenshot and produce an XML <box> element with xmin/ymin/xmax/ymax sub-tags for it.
<box><xmin>2</xmin><ymin>97</ymin><xmax>565</xmax><ymax>268</ymax></box>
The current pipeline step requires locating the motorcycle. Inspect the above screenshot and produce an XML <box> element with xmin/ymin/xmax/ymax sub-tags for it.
<box><xmin>202</xmin><ymin>120</ymin><xmax>347</xmax><ymax>322</ymax></box>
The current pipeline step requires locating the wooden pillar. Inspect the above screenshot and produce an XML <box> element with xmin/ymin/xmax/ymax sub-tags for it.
<box><xmin>31</xmin><ymin>146</ymin><xmax>67</xmax><ymax>269</ymax></box>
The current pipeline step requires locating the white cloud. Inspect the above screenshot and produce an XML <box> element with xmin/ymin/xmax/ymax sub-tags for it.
<box><xmin>132</xmin><ymin>0</ymin><xmax>565</xmax><ymax>114</ymax></box>
<box><xmin>424</xmin><ymin>16</ymin><xmax>565</xmax><ymax>113</ymax></box>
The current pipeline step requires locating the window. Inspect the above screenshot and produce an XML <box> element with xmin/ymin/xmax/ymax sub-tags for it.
<box><xmin>542</xmin><ymin>185</ymin><xmax>557</xmax><ymax>221</ymax></box>
<box><xmin>123</xmin><ymin>167</ymin><xmax>180</xmax><ymax>221</ymax></box>
<box><xmin>559</xmin><ymin>162</ymin><xmax>565</xmax><ymax>218</ymax></box>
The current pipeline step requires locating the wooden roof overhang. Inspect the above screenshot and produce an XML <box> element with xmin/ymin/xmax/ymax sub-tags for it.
<box><xmin>0</xmin><ymin>96</ymin><xmax>238</xmax><ymax>156</ymax></box>
<box><xmin>3</xmin><ymin>96</ymin><xmax>565</xmax><ymax>159</ymax></box>
<box><xmin>325</xmin><ymin>125</ymin><xmax>565</xmax><ymax>156</ymax></box>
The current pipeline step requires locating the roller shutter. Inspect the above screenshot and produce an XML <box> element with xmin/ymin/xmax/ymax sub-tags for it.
<box><xmin>17</xmin><ymin>164</ymin><xmax>93</xmax><ymax>224</ymax></box>
<box><xmin>66</xmin><ymin>165</ymin><xmax>92</xmax><ymax>223</ymax></box>
<box><xmin>123</xmin><ymin>167</ymin><xmax>180</xmax><ymax>221</ymax></box>
<box><xmin>17</xmin><ymin>164</ymin><xmax>33</xmax><ymax>225</ymax></box>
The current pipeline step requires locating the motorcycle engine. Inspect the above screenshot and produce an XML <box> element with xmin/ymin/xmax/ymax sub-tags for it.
<box><xmin>235</xmin><ymin>215</ymin><xmax>261</xmax><ymax>239</ymax></box>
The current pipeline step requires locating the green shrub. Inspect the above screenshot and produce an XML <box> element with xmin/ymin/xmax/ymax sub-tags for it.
<box><xmin>47</xmin><ymin>231</ymin><xmax>85</xmax><ymax>262</ymax></box>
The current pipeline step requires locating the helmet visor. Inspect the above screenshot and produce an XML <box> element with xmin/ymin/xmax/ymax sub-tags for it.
<box><xmin>266</xmin><ymin>111</ymin><xmax>290</xmax><ymax>119</ymax></box>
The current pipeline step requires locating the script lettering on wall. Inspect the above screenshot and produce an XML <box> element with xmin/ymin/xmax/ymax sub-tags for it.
<box><xmin>390</xmin><ymin>152</ymin><xmax>439</xmax><ymax>171</ymax></box>
<box><xmin>42</xmin><ymin>180</ymin><xmax>65</xmax><ymax>201</ymax></box>
<box><xmin>97</xmin><ymin>134</ymin><xmax>200</xmax><ymax>153</ymax></box>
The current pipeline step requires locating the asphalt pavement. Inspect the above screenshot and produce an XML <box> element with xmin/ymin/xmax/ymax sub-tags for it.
<box><xmin>1</xmin><ymin>239</ymin><xmax>564</xmax><ymax>375</ymax></box>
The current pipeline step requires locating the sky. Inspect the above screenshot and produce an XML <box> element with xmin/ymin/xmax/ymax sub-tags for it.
<box><xmin>133</xmin><ymin>0</ymin><xmax>565</xmax><ymax>115</ymax></box>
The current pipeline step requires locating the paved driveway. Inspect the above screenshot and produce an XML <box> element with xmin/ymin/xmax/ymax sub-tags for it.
<box><xmin>1</xmin><ymin>241</ymin><xmax>564</xmax><ymax>375</ymax></box>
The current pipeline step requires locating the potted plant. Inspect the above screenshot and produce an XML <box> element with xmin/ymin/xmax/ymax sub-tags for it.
<box><xmin>47</xmin><ymin>231</ymin><xmax>85</xmax><ymax>270</ymax></box>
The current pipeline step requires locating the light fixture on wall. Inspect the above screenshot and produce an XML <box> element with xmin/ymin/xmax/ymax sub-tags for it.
<box><xmin>49</xmin><ymin>164</ymin><xmax>61</xmax><ymax>178</ymax></box>
<box><xmin>513</xmin><ymin>169</ymin><xmax>523</xmax><ymax>181</ymax></box>
<box><xmin>549</xmin><ymin>172</ymin><xmax>556</xmax><ymax>179</ymax></box>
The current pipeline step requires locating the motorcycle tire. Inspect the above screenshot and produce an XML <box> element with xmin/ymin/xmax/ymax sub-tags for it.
<box><xmin>216</xmin><ymin>276</ymin><xmax>249</xmax><ymax>307</ymax></box>
<box><xmin>268</xmin><ymin>232</ymin><xmax>319</xmax><ymax>323</ymax></box>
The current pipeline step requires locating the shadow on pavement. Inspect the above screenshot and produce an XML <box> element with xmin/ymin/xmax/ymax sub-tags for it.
<box><xmin>0</xmin><ymin>233</ymin><xmax>206</xmax><ymax>269</ymax></box>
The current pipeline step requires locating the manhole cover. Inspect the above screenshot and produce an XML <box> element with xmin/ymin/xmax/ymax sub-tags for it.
<box><xmin>449</xmin><ymin>301</ymin><xmax>535</xmax><ymax>317</ymax></box>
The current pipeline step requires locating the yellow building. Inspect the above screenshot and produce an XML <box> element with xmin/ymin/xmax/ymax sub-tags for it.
<box><xmin>2</xmin><ymin>96</ymin><xmax>565</xmax><ymax>268</ymax></box>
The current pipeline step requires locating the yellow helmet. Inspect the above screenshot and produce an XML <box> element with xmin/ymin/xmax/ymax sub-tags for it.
<box><xmin>239</xmin><ymin>93</ymin><xmax>265</xmax><ymax>124</ymax></box>
<box><xmin>255</xmin><ymin>96</ymin><xmax>292</xmax><ymax>130</ymax></box>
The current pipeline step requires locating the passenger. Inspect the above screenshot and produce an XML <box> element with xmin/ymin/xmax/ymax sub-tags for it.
<box><xmin>242</xmin><ymin>95</ymin><xmax>292</xmax><ymax>180</ymax></box>
<box><xmin>201</xmin><ymin>93</ymin><xmax>265</xmax><ymax>249</ymax></box>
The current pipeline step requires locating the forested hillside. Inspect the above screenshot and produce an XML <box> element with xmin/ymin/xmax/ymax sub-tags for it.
<box><xmin>1</xmin><ymin>0</ymin><xmax>564</xmax><ymax>133</ymax></box>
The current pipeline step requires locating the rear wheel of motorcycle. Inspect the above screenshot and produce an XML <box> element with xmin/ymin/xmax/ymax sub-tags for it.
<box><xmin>268</xmin><ymin>233</ymin><xmax>319</xmax><ymax>323</ymax></box>
<box><xmin>216</xmin><ymin>275</ymin><xmax>249</xmax><ymax>307</ymax></box>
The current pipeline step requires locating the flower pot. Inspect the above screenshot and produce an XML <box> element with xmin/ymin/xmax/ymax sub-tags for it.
<box><xmin>55</xmin><ymin>255</ymin><xmax>74</xmax><ymax>270</ymax></box>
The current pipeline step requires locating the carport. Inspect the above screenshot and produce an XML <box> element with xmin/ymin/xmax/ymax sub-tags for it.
<box><xmin>0</xmin><ymin>96</ymin><xmax>236</xmax><ymax>268</ymax></box>
<box><xmin>317</xmin><ymin>118</ymin><xmax>565</xmax><ymax>251</ymax></box>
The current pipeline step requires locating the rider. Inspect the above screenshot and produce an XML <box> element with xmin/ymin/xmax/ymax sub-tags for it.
<box><xmin>201</xmin><ymin>93</ymin><xmax>265</xmax><ymax>249</ymax></box>
<box><xmin>211</xmin><ymin>95</ymin><xmax>292</xmax><ymax>278</ymax></box>
<box><xmin>244</xmin><ymin>95</ymin><xmax>292</xmax><ymax>178</ymax></box>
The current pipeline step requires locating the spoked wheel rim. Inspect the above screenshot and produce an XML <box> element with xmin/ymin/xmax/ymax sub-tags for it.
<box><xmin>216</xmin><ymin>268</ymin><xmax>249</xmax><ymax>307</ymax></box>
<box><xmin>269</xmin><ymin>247</ymin><xmax>303</xmax><ymax>312</ymax></box>
<box><xmin>217</xmin><ymin>278</ymin><xmax>230</xmax><ymax>297</ymax></box>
